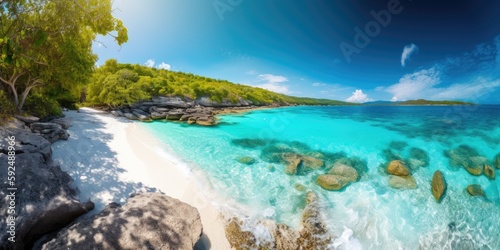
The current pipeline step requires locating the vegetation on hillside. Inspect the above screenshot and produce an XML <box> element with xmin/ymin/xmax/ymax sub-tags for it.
<box><xmin>0</xmin><ymin>0</ymin><xmax>127</xmax><ymax>116</ymax></box>
<box><xmin>86</xmin><ymin>59</ymin><xmax>354</xmax><ymax>107</ymax></box>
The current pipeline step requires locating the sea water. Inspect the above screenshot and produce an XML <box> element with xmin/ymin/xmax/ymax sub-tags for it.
<box><xmin>143</xmin><ymin>105</ymin><xmax>500</xmax><ymax>249</ymax></box>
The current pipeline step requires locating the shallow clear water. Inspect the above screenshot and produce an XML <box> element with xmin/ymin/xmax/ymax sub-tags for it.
<box><xmin>142</xmin><ymin>105</ymin><xmax>500</xmax><ymax>249</ymax></box>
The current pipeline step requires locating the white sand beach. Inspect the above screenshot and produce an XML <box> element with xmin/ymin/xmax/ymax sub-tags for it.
<box><xmin>51</xmin><ymin>108</ymin><xmax>230</xmax><ymax>249</ymax></box>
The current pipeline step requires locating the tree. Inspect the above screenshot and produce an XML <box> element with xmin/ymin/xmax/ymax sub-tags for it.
<box><xmin>0</xmin><ymin>0</ymin><xmax>128</xmax><ymax>112</ymax></box>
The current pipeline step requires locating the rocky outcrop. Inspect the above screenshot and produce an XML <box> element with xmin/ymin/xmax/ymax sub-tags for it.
<box><xmin>42</xmin><ymin>193</ymin><xmax>203</xmax><ymax>250</ymax></box>
<box><xmin>0</xmin><ymin>128</ymin><xmax>52</xmax><ymax>160</ymax></box>
<box><xmin>386</xmin><ymin>160</ymin><xmax>410</xmax><ymax>176</ymax></box>
<box><xmin>224</xmin><ymin>192</ymin><xmax>333</xmax><ymax>250</ymax></box>
<box><xmin>464</xmin><ymin>165</ymin><xmax>483</xmax><ymax>176</ymax></box>
<box><xmin>0</xmin><ymin>129</ymin><xmax>93</xmax><ymax>249</ymax></box>
<box><xmin>431</xmin><ymin>171</ymin><xmax>446</xmax><ymax>202</ymax></box>
<box><xmin>283</xmin><ymin>153</ymin><xmax>302</xmax><ymax>175</ymax></box>
<box><xmin>109</xmin><ymin>96</ymin><xmax>266</xmax><ymax>126</ymax></box>
<box><xmin>388</xmin><ymin>175</ymin><xmax>417</xmax><ymax>189</ymax></box>
<box><xmin>466</xmin><ymin>184</ymin><xmax>485</xmax><ymax>197</ymax></box>
<box><xmin>484</xmin><ymin>164</ymin><xmax>495</xmax><ymax>180</ymax></box>
<box><xmin>30</xmin><ymin>122</ymin><xmax>69</xmax><ymax>143</ymax></box>
<box><xmin>328</xmin><ymin>163</ymin><xmax>359</xmax><ymax>183</ymax></box>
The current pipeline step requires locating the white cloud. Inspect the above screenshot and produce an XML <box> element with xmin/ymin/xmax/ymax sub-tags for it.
<box><xmin>401</xmin><ymin>43</ymin><xmax>419</xmax><ymax>67</ymax></box>
<box><xmin>346</xmin><ymin>89</ymin><xmax>372</xmax><ymax>103</ymax></box>
<box><xmin>144</xmin><ymin>59</ymin><xmax>155</xmax><ymax>68</ymax></box>
<box><xmin>255</xmin><ymin>74</ymin><xmax>289</xmax><ymax>94</ymax></box>
<box><xmin>157</xmin><ymin>62</ymin><xmax>171</xmax><ymax>70</ymax></box>
<box><xmin>312</xmin><ymin>82</ymin><xmax>327</xmax><ymax>87</ymax></box>
<box><xmin>387</xmin><ymin>68</ymin><xmax>440</xmax><ymax>101</ymax></box>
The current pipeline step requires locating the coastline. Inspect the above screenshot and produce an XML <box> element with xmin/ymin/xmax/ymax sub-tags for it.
<box><xmin>51</xmin><ymin>108</ymin><xmax>230</xmax><ymax>249</ymax></box>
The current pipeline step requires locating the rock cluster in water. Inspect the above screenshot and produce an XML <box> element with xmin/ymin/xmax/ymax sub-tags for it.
<box><xmin>224</xmin><ymin>191</ymin><xmax>335</xmax><ymax>249</ymax></box>
<box><xmin>108</xmin><ymin>96</ymin><xmax>271</xmax><ymax>126</ymax></box>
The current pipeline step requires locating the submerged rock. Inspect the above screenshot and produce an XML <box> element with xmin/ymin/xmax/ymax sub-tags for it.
<box><xmin>328</xmin><ymin>163</ymin><xmax>359</xmax><ymax>183</ymax></box>
<box><xmin>464</xmin><ymin>165</ymin><xmax>483</xmax><ymax>176</ymax></box>
<box><xmin>237</xmin><ymin>156</ymin><xmax>256</xmax><ymax>165</ymax></box>
<box><xmin>408</xmin><ymin>147</ymin><xmax>430</xmax><ymax>169</ymax></box>
<box><xmin>484</xmin><ymin>164</ymin><xmax>495</xmax><ymax>180</ymax></box>
<box><xmin>297</xmin><ymin>192</ymin><xmax>333</xmax><ymax>249</ymax></box>
<box><xmin>387</xmin><ymin>160</ymin><xmax>410</xmax><ymax>176</ymax></box>
<box><xmin>444</xmin><ymin>145</ymin><xmax>484</xmax><ymax>169</ymax></box>
<box><xmin>283</xmin><ymin>153</ymin><xmax>302</xmax><ymax>175</ymax></box>
<box><xmin>494</xmin><ymin>153</ymin><xmax>500</xmax><ymax>169</ymax></box>
<box><xmin>388</xmin><ymin>175</ymin><xmax>417</xmax><ymax>189</ymax></box>
<box><xmin>232</xmin><ymin>138</ymin><xmax>270</xmax><ymax>149</ymax></box>
<box><xmin>431</xmin><ymin>171</ymin><xmax>446</xmax><ymax>202</ymax></box>
<box><xmin>301</xmin><ymin>155</ymin><xmax>324</xmax><ymax>170</ymax></box>
<box><xmin>317</xmin><ymin>174</ymin><xmax>350</xmax><ymax>191</ymax></box>
<box><xmin>466</xmin><ymin>184</ymin><xmax>485</xmax><ymax>197</ymax></box>
<box><xmin>43</xmin><ymin>193</ymin><xmax>202</xmax><ymax>250</ymax></box>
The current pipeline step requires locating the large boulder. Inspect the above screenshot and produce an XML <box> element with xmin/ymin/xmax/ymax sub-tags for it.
<box><xmin>30</xmin><ymin>122</ymin><xmax>70</xmax><ymax>143</ymax></box>
<box><xmin>388</xmin><ymin>175</ymin><xmax>417</xmax><ymax>189</ymax></box>
<box><xmin>0</xmin><ymin>128</ymin><xmax>52</xmax><ymax>160</ymax></box>
<box><xmin>50</xmin><ymin>118</ymin><xmax>71</xmax><ymax>129</ymax></box>
<box><xmin>42</xmin><ymin>193</ymin><xmax>203</xmax><ymax>250</ymax></box>
<box><xmin>14</xmin><ymin>115</ymin><xmax>40</xmax><ymax>125</ymax></box>
<box><xmin>466</xmin><ymin>184</ymin><xmax>485</xmax><ymax>197</ymax></box>
<box><xmin>111</xmin><ymin>110</ymin><xmax>125</xmax><ymax>117</ymax></box>
<box><xmin>387</xmin><ymin>160</ymin><xmax>410</xmax><ymax>176</ymax></box>
<box><xmin>328</xmin><ymin>163</ymin><xmax>359</xmax><ymax>183</ymax></box>
<box><xmin>316</xmin><ymin>174</ymin><xmax>350</xmax><ymax>191</ymax></box>
<box><xmin>483</xmin><ymin>164</ymin><xmax>495</xmax><ymax>180</ymax></box>
<box><xmin>124</xmin><ymin>112</ymin><xmax>138</xmax><ymax>120</ymax></box>
<box><xmin>196</xmin><ymin>97</ymin><xmax>241</xmax><ymax>107</ymax></box>
<box><xmin>0</xmin><ymin>153</ymin><xmax>93</xmax><ymax>249</ymax></box>
<box><xmin>431</xmin><ymin>171</ymin><xmax>446</xmax><ymax>202</ymax></box>
<box><xmin>3</xmin><ymin>117</ymin><xmax>29</xmax><ymax>130</ymax></box>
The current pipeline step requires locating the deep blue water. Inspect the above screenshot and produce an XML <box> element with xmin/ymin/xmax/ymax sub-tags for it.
<box><xmin>143</xmin><ymin>105</ymin><xmax>500</xmax><ymax>249</ymax></box>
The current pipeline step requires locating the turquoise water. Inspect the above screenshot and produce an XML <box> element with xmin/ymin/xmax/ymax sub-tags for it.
<box><xmin>143</xmin><ymin>105</ymin><xmax>500</xmax><ymax>249</ymax></box>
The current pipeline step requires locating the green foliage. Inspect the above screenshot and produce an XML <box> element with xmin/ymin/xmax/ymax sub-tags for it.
<box><xmin>86</xmin><ymin>59</ymin><xmax>354</xmax><ymax>107</ymax></box>
<box><xmin>23</xmin><ymin>93</ymin><xmax>62</xmax><ymax>118</ymax></box>
<box><xmin>0</xmin><ymin>0</ymin><xmax>128</xmax><ymax>112</ymax></box>
<box><xmin>0</xmin><ymin>89</ymin><xmax>16</xmax><ymax>122</ymax></box>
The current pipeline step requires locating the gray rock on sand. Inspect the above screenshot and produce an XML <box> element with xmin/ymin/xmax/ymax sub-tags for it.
<box><xmin>0</xmin><ymin>128</ymin><xmax>52</xmax><ymax>160</ymax></box>
<box><xmin>124</xmin><ymin>112</ymin><xmax>139</xmax><ymax>120</ymax></box>
<box><xmin>42</xmin><ymin>193</ymin><xmax>203</xmax><ymax>250</ymax></box>
<box><xmin>111</xmin><ymin>110</ymin><xmax>125</xmax><ymax>117</ymax></box>
<box><xmin>0</xmin><ymin>152</ymin><xmax>93</xmax><ymax>249</ymax></box>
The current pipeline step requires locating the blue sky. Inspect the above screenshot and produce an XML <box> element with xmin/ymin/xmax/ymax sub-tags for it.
<box><xmin>94</xmin><ymin>0</ymin><xmax>500</xmax><ymax>103</ymax></box>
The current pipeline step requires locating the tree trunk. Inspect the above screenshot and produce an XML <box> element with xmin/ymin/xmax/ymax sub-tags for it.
<box><xmin>18</xmin><ymin>80</ymin><xmax>42</xmax><ymax>111</ymax></box>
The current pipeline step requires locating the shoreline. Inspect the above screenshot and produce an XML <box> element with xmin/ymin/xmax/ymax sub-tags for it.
<box><xmin>51</xmin><ymin>108</ymin><xmax>231</xmax><ymax>249</ymax></box>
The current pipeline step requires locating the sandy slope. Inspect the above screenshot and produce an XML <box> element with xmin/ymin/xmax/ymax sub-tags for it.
<box><xmin>51</xmin><ymin>108</ymin><xmax>230</xmax><ymax>249</ymax></box>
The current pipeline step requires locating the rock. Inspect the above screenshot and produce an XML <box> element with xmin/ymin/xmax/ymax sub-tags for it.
<box><xmin>387</xmin><ymin>160</ymin><xmax>410</xmax><ymax>176</ymax></box>
<box><xmin>132</xmin><ymin>109</ymin><xmax>151</xmax><ymax>121</ymax></box>
<box><xmin>294</xmin><ymin>183</ymin><xmax>307</xmax><ymax>192</ymax></box>
<box><xmin>42</xmin><ymin>193</ymin><xmax>203</xmax><ymax>250</ymax></box>
<box><xmin>316</xmin><ymin>174</ymin><xmax>350</xmax><ymax>191</ymax></box>
<box><xmin>283</xmin><ymin>153</ymin><xmax>302</xmax><ymax>175</ymax></box>
<box><xmin>165</xmin><ymin>110</ymin><xmax>184</xmax><ymax>120</ymax></box>
<box><xmin>431</xmin><ymin>170</ymin><xmax>446</xmax><ymax>202</ymax></box>
<box><xmin>0</xmin><ymin>128</ymin><xmax>52</xmax><ymax>160</ymax></box>
<box><xmin>484</xmin><ymin>164</ymin><xmax>495</xmax><ymax>180</ymax></box>
<box><xmin>494</xmin><ymin>153</ymin><xmax>500</xmax><ymax>169</ymax></box>
<box><xmin>149</xmin><ymin>106</ymin><xmax>170</xmax><ymax>113</ymax></box>
<box><xmin>0</xmin><ymin>153</ymin><xmax>93</xmax><ymax>249</ymax></box>
<box><xmin>464</xmin><ymin>165</ymin><xmax>483</xmax><ymax>176</ymax></box>
<box><xmin>301</xmin><ymin>155</ymin><xmax>324</xmax><ymax>169</ymax></box>
<box><xmin>237</xmin><ymin>156</ymin><xmax>256</xmax><ymax>165</ymax></box>
<box><xmin>14</xmin><ymin>114</ymin><xmax>40</xmax><ymax>124</ymax></box>
<box><xmin>111</xmin><ymin>110</ymin><xmax>124</xmax><ymax>117</ymax></box>
<box><xmin>50</xmin><ymin>118</ymin><xmax>71</xmax><ymax>129</ymax></box>
<box><xmin>328</xmin><ymin>163</ymin><xmax>359</xmax><ymax>183</ymax></box>
<box><xmin>195</xmin><ymin>116</ymin><xmax>216</xmax><ymax>126</ymax></box>
<box><xmin>466</xmin><ymin>184</ymin><xmax>485</xmax><ymax>197</ymax></box>
<box><xmin>124</xmin><ymin>112</ymin><xmax>138</xmax><ymax>120</ymax></box>
<box><xmin>150</xmin><ymin>111</ymin><xmax>166</xmax><ymax>120</ymax></box>
<box><xmin>388</xmin><ymin>175</ymin><xmax>417</xmax><ymax>189</ymax></box>
<box><xmin>30</xmin><ymin>122</ymin><xmax>69</xmax><ymax>143</ymax></box>
<box><xmin>152</xmin><ymin>96</ymin><xmax>194</xmax><ymax>108</ymax></box>
<box><xmin>196</xmin><ymin>97</ymin><xmax>241</xmax><ymax>107</ymax></box>
<box><xmin>409</xmin><ymin>147</ymin><xmax>429</xmax><ymax>168</ymax></box>
<box><xmin>274</xmin><ymin>223</ymin><xmax>299</xmax><ymax>250</ymax></box>
<box><xmin>4</xmin><ymin>117</ymin><xmax>30</xmax><ymax>129</ymax></box>
<box><xmin>297</xmin><ymin>192</ymin><xmax>333</xmax><ymax>249</ymax></box>
<box><xmin>224</xmin><ymin>218</ymin><xmax>260</xmax><ymax>249</ymax></box>
<box><xmin>444</xmin><ymin>145</ymin><xmax>484</xmax><ymax>168</ymax></box>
